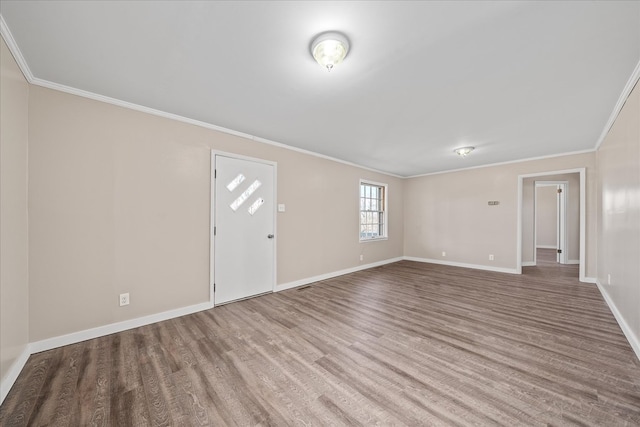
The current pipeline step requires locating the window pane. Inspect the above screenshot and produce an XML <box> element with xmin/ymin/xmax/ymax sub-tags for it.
<box><xmin>360</xmin><ymin>182</ymin><xmax>386</xmax><ymax>240</ymax></box>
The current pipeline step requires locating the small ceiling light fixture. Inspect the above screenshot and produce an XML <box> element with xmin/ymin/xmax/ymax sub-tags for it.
<box><xmin>311</xmin><ymin>31</ymin><xmax>350</xmax><ymax>72</ymax></box>
<box><xmin>454</xmin><ymin>146</ymin><xmax>475</xmax><ymax>157</ymax></box>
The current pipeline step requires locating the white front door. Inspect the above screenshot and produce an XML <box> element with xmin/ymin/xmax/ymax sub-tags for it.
<box><xmin>213</xmin><ymin>154</ymin><xmax>275</xmax><ymax>305</ymax></box>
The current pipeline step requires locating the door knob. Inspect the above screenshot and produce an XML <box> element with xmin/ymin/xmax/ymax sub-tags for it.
<box><xmin>267</xmin><ymin>234</ymin><xmax>274</xmax><ymax>239</ymax></box>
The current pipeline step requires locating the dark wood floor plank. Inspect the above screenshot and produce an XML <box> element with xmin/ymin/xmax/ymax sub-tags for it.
<box><xmin>0</xmin><ymin>352</ymin><xmax>52</xmax><ymax>426</ymax></box>
<box><xmin>90</xmin><ymin>336</ymin><xmax>112</xmax><ymax>426</ymax></box>
<box><xmin>137</xmin><ymin>331</ymin><xmax>174</xmax><ymax>427</ymax></box>
<box><xmin>2</xmin><ymin>250</ymin><xmax>639</xmax><ymax>425</ymax></box>
<box><xmin>24</xmin><ymin>345</ymin><xmax>66</xmax><ymax>425</ymax></box>
<box><xmin>48</xmin><ymin>342</ymin><xmax>84</xmax><ymax>426</ymax></box>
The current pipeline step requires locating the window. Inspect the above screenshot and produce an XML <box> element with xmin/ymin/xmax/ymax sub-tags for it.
<box><xmin>360</xmin><ymin>181</ymin><xmax>387</xmax><ymax>241</ymax></box>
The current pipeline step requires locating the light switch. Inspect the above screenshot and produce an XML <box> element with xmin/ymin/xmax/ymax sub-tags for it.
<box><xmin>278</xmin><ymin>204</ymin><xmax>286</xmax><ymax>212</ymax></box>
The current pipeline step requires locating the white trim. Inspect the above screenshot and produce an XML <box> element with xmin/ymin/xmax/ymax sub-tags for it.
<box><xmin>251</xmin><ymin>136</ymin><xmax>403</xmax><ymax>178</ymax></box>
<box><xmin>407</xmin><ymin>149</ymin><xmax>595</xmax><ymax>179</ymax></box>
<box><xmin>359</xmin><ymin>237</ymin><xmax>389</xmax><ymax>243</ymax></box>
<box><xmin>534</xmin><ymin>181</ymin><xmax>569</xmax><ymax>262</ymax></box>
<box><xmin>209</xmin><ymin>152</ymin><xmax>216</xmax><ymax>308</ymax></box>
<box><xmin>1</xmin><ymin>15</ymin><xmax>399</xmax><ymax>179</ymax></box>
<box><xmin>0</xmin><ymin>18</ymin><xmax>400</xmax><ymax>181</ymax></box>
<box><xmin>273</xmin><ymin>162</ymin><xmax>278</xmax><ymax>298</ymax></box>
<box><xmin>29</xmin><ymin>301</ymin><xmax>211</xmax><ymax>354</ymax></box>
<box><xmin>595</xmin><ymin>280</ymin><xmax>640</xmax><ymax>362</ymax></box>
<box><xmin>359</xmin><ymin>179</ymin><xmax>389</xmax><ymax>242</ymax></box>
<box><xmin>1</xmin><ymin>17</ymin><xmax>619</xmax><ymax>181</ymax></box>
<box><xmin>582</xmin><ymin>276</ymin><xmax>597</xmax><ymax>284</ymax></box>
<box><xmin>276</xmin><ymin>257</ymin><xmax>403</xmax><ymax>292</ymax></box>
<box><xmin>595</xmin><ymin>59</ymin><xmax>640</xmax><ymax>150</ymax></box>
<box><xmin>517</xmin><ymin>168</ymin><xmax>586</xmax><ymax>282</ymax></box>
<box><xmin>0</xmin><ymin>16</ymin><xmax>34</xmax><ymax>82</ymax></box>
<box><xmin>27</xmin><ymin>82</ymin><xmax>402</xmax><ymax>179</ymax></box>
<box><xmin>0</xmin><ymin>19</ymin><xmax>33</xmax><ymax>406</ymax></box>
<box><xmin>578</xmin><ymin>169</ymin><xmax>586</xmax><ymax>282</ymax></box>
<box><xmin>517</xmin><ymin>176</ymin><xmax>524</xmax><ymax>273</ymax></box>
<box><xmin>1</xmin><ymin>299</ymin><xmax>211</xmax><ymax>404</ymax></box>
<box><xmin>524</xmin><ymin>260</ymin><xmax>579</xmax><ymax>266</ymax></box>
<box><xmin>403</xmin><ymin>256</ymin><xmax>519</xmax><ymax>275</ymax></box>
<box><xmin>0</xmin><ymin>345</ymin><xmax>30</xmax><ymax>404</ymax></box>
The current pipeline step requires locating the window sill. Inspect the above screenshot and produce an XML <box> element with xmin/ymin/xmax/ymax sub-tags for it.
<box><xmin>359</xmin><ymin>237</ymin><xmax>388</xmax><ymax>243</ymax></box>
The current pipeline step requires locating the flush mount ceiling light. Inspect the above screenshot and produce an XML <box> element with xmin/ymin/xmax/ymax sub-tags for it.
<box><xmin>311</xmin><ymin>31</ymin><xmax>350</xmax><ymax>72</ymax></box>
<box><xmin>454</xmin><ymin>146</ymin><xmax>475</xmax><ymax>157</ymax></box>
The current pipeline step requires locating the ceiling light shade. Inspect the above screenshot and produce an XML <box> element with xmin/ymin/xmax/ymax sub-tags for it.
<box><xmin>311</xmin><ymin>31</ymin><xmax>350</xmax><ymax>72</ymax></box>
<box><xmin>454</xmin><ymin>146</ymin><xmax>475</xmax><ymax>157</ymax></box>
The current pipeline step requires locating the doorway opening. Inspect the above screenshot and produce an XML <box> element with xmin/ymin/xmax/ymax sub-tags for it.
<box><xmin>534</xmin><ymin>181</ymin><xmax>568</xmax><ymax>265</ymax></box>
<box><xmin>517</xmin><ymin>168</ymin><xmax>586</xmax><ymax>282</ymax></box>
<box><xmin>525</xmin><ymin>247</ymin><xmax>580</xmax><ymax>279</ymax></box>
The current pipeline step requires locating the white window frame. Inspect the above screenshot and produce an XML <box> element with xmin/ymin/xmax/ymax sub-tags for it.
<box><xmin>359</xmin><ymin>179</ymin><xmax>388</xmax><ymax>242</ymax></box>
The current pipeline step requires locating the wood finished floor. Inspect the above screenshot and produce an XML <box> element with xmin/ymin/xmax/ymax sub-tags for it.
<box><xmin>2</xmin><ymin>254</ymin><xmax>639</xmax><ymax>426</ymax></box>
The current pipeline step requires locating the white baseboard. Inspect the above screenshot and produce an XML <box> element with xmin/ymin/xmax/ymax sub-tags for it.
<box><xmin>29</xmin><ymin>301</ymin><xmax>212</xmax><ymax>354</ymax></box>
<box><xmin>403</xmin><ymin>257</ymin><xmax>519</xmax><ymax>274</ymax></box>
<box><xmin>10</xmin><ymin>258</ymin><xmax>409</xmax><ymax>403</ymax></box>
<box><xmin>2</xmin><ymin>300</ymin><xmax>214</xmax><ymax>405</ymax></box>
<box><xmin>595</xmin><ymin>280</ymin><xmax>640</xmax><ymax>362</ymax></box>
<box><xmin>1</xmin><ymin>344</ymin><xmax>31</xmax><ymax>404</ymax></box>
<box><xmin>276</xmin><ymin>257</ymin><xmax>404</xmax><ymax>292</ymax></box>
<box><xmin>1</xmin><ymin>260</ymin><xmax>613</xmax><ymax>407</ymax></box>
<box><xmin>23</xmin><ymin>257</ymin><xmax>407</xmax><ymax>356</ymax></box>
<box><xmin>524</xmin><ymin>260</ymin><xmax>579</xmax><ymax>267</ymax></box>
<box><xmin>536</xmin><ymin>245</ymin><xmax>556</xmax><ymax>249</ymax></box>
<box><xmin>582</xmin><ymin>276</ymin><xmax>597</xmax><ymax>284</ymax></box>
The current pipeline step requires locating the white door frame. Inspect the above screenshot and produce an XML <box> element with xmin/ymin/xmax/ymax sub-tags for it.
<box><xmin>210</xmin><ymin>150</ymin><xmax>277</xmax><ymax>306</ymax></box>
<box><xmin>517</xmin><ymin>168</ymin><xmax>586</xmax><ymax>282</ymax></box>
<box><xmin>533</xmin><ymin>181</ymin><xmax>568</xmax><ymax>265</ymax></box>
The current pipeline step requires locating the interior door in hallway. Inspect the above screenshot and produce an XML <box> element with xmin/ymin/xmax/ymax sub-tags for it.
<box><xmin>213</xmin><ymin>154</ymin><xmax>275</xmax><ymax>305</ymax></box>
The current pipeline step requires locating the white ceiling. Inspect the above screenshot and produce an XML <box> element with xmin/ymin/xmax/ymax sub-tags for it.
<box><xmin>1</xmin><ymin>1</ymin><xmax>639</xmax><ymax>177</ymax></box>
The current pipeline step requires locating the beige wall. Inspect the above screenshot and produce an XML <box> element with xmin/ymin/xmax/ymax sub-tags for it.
<box><xmin>536</xmin><ymin>185</ymin><xmax>558</xmax><ymax>248</ymax></box>
<box><xmin>404</xmin><ymin>152</ymin><xmax>596</xmax><ymax>276</ymax></box>
<box><xmin>522</xmin><ymin>173</ymin><xmax>581</xmax><ymax>263</ymax></box>
<box><xmin>0</xmin><ymin>39</ymin><xmax>30</xmax><ymax>383</ymax></box>
<box><xmin>27</xmin><ymin>85</ymin><xmax>404</xmax><ymax>341</ymax></box>
<box><xmin>597</xmin><ymin>82</ymin><xmax>640</xmax><ymax>353</ymax></box>
<box><xmin>4</xmin><ymin>34</ymin><xmax>634</xmax><ymax>363</ymax></box>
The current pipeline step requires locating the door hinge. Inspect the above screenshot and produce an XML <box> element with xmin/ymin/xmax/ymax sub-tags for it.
<box><xmin>214</xmin><ymin>226</ymin><xmax>216</xmax><ymax>236</ymax></box>
<box><xmin>214</xmin><ymin>169</ymin><xmax>217</xmax><ymax>179</ymax></box>
<box><xmin>557</xmin><ymin>249</ymin><xmax>562</xmax><ymax>254</ymax></box>
<box><xmin>557</xmin><ymin>188</ymin><xmax>562</xmax><ymax>194</ymax></box>
<box><xmin>213</xmin><ymin>283</ymin><xmax>216</xmax><ymax>292</ymax></box>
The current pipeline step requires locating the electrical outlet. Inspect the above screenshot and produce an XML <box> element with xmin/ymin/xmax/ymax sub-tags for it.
<box><xmin>442</xmin><ymin>251</ymin><xmax>446</xmax><ymax>257</ymax></box>
<box><xmin>119</xmin><ymin>293</ymin><xmax>130</xmax><ymax>306</ymax></box>
<box><xmin>360</xmin><ymin>254</ymin><xmax>364</xmax><ymax>261</ymax></box>
<box><xmin>607</xmin><ymin>274</ymin><xmax>611</xmax><ymax>285</ymax></box>
<box><xmin>489</xmin><ymin>254</ymin><xmax>494</xmax><ymax>261</ymax></box>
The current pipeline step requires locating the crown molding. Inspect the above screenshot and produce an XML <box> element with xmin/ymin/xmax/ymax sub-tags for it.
<box><xmin>594</xmin><ymin>59</ymin><xmax>640</xmax><ymax>150</ymax></box>
<box><xmin>2</xmin><ymin>12</ymin><xmax>635</xmax><ymax>179</ymax></box>
<box><xmin>0</xmin><ymin>14</ymin><xmax>402</xmax><ymax>180</ymax></box>
<box><xmin>35</xmin><ymin>76</ymin><xmax>404</xmax><ymax>179</ymax></box>
<box><xmin>406</xmin><ymin>148</ymin><xmax>596</xmax><ymax>179</ymax></box>
<box><xmin>0</xmin><ymin>14</ymin><xmax>34</xmax><ymax>82</ymax></box>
